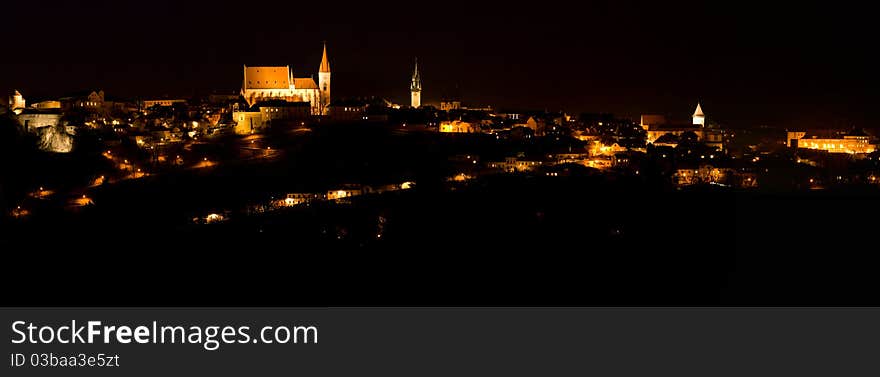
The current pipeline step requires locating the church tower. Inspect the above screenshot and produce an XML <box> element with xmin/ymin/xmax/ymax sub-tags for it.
<box><xmin>9</xmin><ymin>90</ymin><xmax>25</xmax><ymax>114</ymax></box>
<box><xmin>410</xmin><ymin>58</ymin><xmax>421</xmax><ymax>108</ymax></box>
<box><xmin>318</xmin><ymin>42</ymin><xmax>331</xmax><ymax>115</ymax></box>
<box><xmin>692</xmin><ymin>102</ymin><xmax>705</xmax><ymax>127</ymax></box>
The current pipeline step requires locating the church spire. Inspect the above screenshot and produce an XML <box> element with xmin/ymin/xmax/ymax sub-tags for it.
<box><xmin>693</xmin><ymin>102</ymin><xmax>704</xmax><ymax>117</ymax></box>
<box><xmin>319</xmin><ymin>41</ymin><xmax>331</xmax><ymax>73</ymax></box>
<box><xmin>318</xmin><ymin>41</ymin><xmax>332</xmax><ymax>116</ymax></box>
<box><xmin>410</xmin><ymin>58</ymin><xmax>422</xmax><ymax>108</ymax></box>
<box><xmin>692</xmin><ymin>102</ymin><xmax>706</xmax><ymax>126</ymax></box>
<box><xmin>410</xmin><ymin>58</ymin><xmax>421</xmax><ymax>91</ymax></box>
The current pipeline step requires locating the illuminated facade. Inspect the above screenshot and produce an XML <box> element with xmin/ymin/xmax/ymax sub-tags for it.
<box><xmin>692</xmin><ymin>102</ymin><xmax>705</xmax><ymax>126</ymax></box>
<box><xmin>142</xmin><ymin>99</ymin><xmax>186</xmax><ymax>108</ymax></box>
<box><xmin>8</xmin><ymin>90</ymin><xmax>26</xmax><ymax>114</ymax></box>
<box><xmin>327</xmin><ymin>185</ymin><xmax>363</xmax><ymax>202</ymax></box>
<box><xmin>60</xmin><ymin>90</ymin><xmax>105</xmax><ymax>112</ymax></box>
<box><xmin>410</xmin><ymin>58</ymin><xmax>421</xmax><ymax>108</ymax></box>
<box><xmin>16</xmin><ymin>109</ymin><xmax>62</xmax><ymax>132</ymax></box>
<box><xmin>488</xmin><ymin>157</ymin><xmax>543</xmax><ymax>172</ymax></box>
<box><xmin>32</xmin><ymin>100</ymin><xmax>61</xmax><ymax>110</ymax></box>
<box><xmin>232</xmin><ymin>110</ymin><xmax>264</xmax><ymax>135</ymax></box>
<box><xmin>279</xmin><ymin>193</ymin><xmax>320</xmax><ymax>207</ymax></box>
<box><xmin>642</xmin><ymin>103</ymin><xmax>723</xmax><ymax>150</ymax></box>
<box><xmin>232</xmin><ymin>101</ymin><xmax>310</xmax><ymax>135</ymax></box>
<box><xmin>789</xmin><ymin>131</ymin><xmax>875</xmax><ymax>154</ymax></box>
<box><xmin>439</xmin><ymin>120</ymin><xmax>477</xmax><ymax>133</ymax></box>
<box><xmin>241</xmin><ymin>43</ymin><xmax>331</xmax><ymax>115</ymax></box>
<box><xmin>440</xmin><ymin>100</ymin><xmax>460</xmax><ymax>111</ymax></box>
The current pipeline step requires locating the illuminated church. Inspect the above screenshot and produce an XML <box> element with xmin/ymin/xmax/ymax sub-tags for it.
<box><xmin>241</xmin><ymin>43</ymin><xmax>331</xmax><ymax>115</ymax></box>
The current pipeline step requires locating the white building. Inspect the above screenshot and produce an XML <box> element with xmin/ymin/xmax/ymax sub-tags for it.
<box><xmin>692</xmin><ymin>102</ymin><xmax>705</xmax><ymax>126</ymax></box>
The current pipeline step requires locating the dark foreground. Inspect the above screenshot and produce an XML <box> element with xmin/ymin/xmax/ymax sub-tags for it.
<box><xmin>2</xmin><ymin>126</ymin><xmax>879</xmax><ymax>306</ymax></box>
<box><xmin>3</xmin><ymin>179</ymin><xmax>879</xmax><ymax>306</ymax></box>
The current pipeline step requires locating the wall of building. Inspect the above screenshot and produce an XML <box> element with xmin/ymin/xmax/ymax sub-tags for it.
<box><xmin>32</xmin><ymin>101</ymin><xmax>61</xmax><ymax>110</ymax></box>
<box><xmin>439</xmin><ymin>120</ymin><xmax>476</xmax><ymax>133</ymax></box>
<box><xmin>232</xmin><ymin>111</ymin><xmax>264</xmax><ymax>135</ymax></box>
<box><xmin>411</xmin><ymin>91</ymin><xmax>421</xmax><ymax>108</ymax></box>
<box><xmin>241</xmin><ymin>88</ymin><xmax>321</xmax><ymax>114</ymax></box>
<box><xmin>143</xmin><ymin>99</ymin><xmax>186</xmax><ymax>108</ymax></box>
<box><xmin>17</xmin><ymin>113</ymin><xmax>62</xmax><ymax>132</ymax></box>
<box><xmin>260</xmin><ymin>105</ymin><xmax>310</xmax><ymax>123</ymax></box>
<box><xmin>795</xmin><ymin>136</ymin><xmax>875</xmax><ymax>154</ymax></box>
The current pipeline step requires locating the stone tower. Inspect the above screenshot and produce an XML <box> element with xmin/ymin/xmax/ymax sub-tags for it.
<box><xmin>410</xmin><ymin>58</ymin><xmax>421</xmax><ymax>108</ymax></box>
<box><xmin>693</xmin><ymin>102</ymin><xmax>705</xmax><ymax>126</ymax></box>
<box><xmin>9</xmin><ymin>90</ymin><xmax>26</xmax><ymax>114</ymax></box>
<box><xmin>318</xmin><ymin>42</ymin><xmax>331</xmax><ymax>115</ymax></box>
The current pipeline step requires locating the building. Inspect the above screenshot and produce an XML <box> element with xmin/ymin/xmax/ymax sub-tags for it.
<box><xmin>60</xmin><ymin>90</ymin><xmax>105</xmax><ymax>112</ymax></box>
<box><xmin>16</xmin><ymin>109</ymin><xmax>62</xmax><ymax>132</ymax></box>
<box><xmin>31</xmin><ymin>100</ymin><xmax>61</xmax><ymax>110</ymax></box>
<box><xmin>410</xmin><ymin>58</ymin><xmax>421</xmax><ymax>108</ymax></box>
<box><xmin>327</xmin><ymin>185</ymin><xmax>363</xmax><ymax>202</ymax></box>
<box><xmin>318</xmin><ymin>43</ymin><xmax>331</xmax><ymax>113</ymax></box>
<box><xmin>487</xmin><ymin>156</ymin><xmax>544</xmax><ymax>173</ymax></box>
<box><xmin>440</xmin><ymin>100</ymin><xmax>461</xmax><ymax>111</ymax></box>
<box><xmin>522</xmin><ymin>116</ymin><xmax>546</xmax><ymax>136</ymax></box>
<box><xmin>278</xmin><ymin>193</ymin><xmax>321</xmax><ymax>207</ymax></box>
<box><xmin>240</xmin><ymin>43</ymin><xmax>331</xmax><ymax>115</ymax></box>
<box><xmin>642</xmin><ymin>103</ymin><xmax>723</xmax><ymax>150</ymax></box>
<box><xmin>8</xmin><ymin>90</ymin><xmax>26</xmax><ymax>114</ymax></box>
<box><xmin>142</xmin><ymin>99</ymin><xmax>187</xmax><ymax>109</ymax></box>
<box><xmin>329</xmin><ymin>99</ymin><xmax>368</xmax><ymax>121</ymax></box>
<box><xmin>232</xmin><ymin>101</ymin><xmax>310</xmax><ymax>135</ymax></box>
<box><xmin>232</xmin><ymin>109</ymin><xmax>265</xmax><ymax>135</ymax></box>
<box><xmin>692</xmin><ymin>102</ymin><xmax>705</xmax><ymax>126</ymax></box>
<box><xmin>258</xmin><ymin>101</ymin><xmax>311</xmax><ymax>124</ymax></box>
<box><xmin>439</xmin><ymin>120</ymin><xmax>477</xmax><ymax>133</ymax></box>
<box><xmin>788</xmin><ymin>129</ymin><xmax>875</xmax><ymax>154</ymax></box>
<box><xmin>672</xmin><ymin>164</ymin><xmax>757</xmax><ymax>188</ymax></box>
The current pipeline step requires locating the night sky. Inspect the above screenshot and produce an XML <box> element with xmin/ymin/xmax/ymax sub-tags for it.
<box><xmin>2</xmin><ymin>1</ymin><xmax>875</xmax><ymax>129</ymax></box>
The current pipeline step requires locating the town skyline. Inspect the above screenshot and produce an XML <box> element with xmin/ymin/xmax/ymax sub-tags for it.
<box><xmin>3</xmin><ymin>0</ymin><xmax>880</xmax><ymax>311</ymax></box>
<box><xmin>2</xmin><ymin>1</ymin><xmax>874</xmax><ymax>129</ymax></box>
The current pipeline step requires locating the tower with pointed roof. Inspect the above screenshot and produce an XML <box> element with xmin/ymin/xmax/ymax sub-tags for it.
<box><xmin>318</xmin><ymin>42</ymin><xmax>331</xmax><ymax>115</ymax></box>
<box><xmin>692</xmin><ymin>102</ymin><xmax>705</xmax><ymax>126</ymax></box>
<box><xmin>410</xmin><ymin>58</ymin><xmax>421</xmax><ymax>108</ymax></box>
<box><xmin>9</xmin><ymin>90</ymin><xmax>26</xmax><ymax>114</ymax></box>
<box><xmin>240</xmin><ymin>42</ymin><xmax>332</xmax><ymax>115</ymax></box>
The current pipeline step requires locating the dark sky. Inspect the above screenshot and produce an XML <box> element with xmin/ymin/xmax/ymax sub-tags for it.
<box><xmin>2</xmin><ymin>1</ymin><xmax>875</xmax><ymax>128</ymax></box>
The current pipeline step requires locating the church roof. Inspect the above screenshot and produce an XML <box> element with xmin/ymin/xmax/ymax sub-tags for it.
<box><xmin>693</xmin><ymin>103</ymin><xmax>704</xmax><ymax>117</ymax></box>
<box><xmin>244</xmin><ymin>66</ymin><xmax>291</xmax><ymax>89</ymax></box>
<box><xmin>319</xmin><ymin>43</ymin><xmax>330</xmax><ymax>73</ymax></box>
<box><xmin>293</xmin><ymin>78</ymin><xmax>318</xmax><ymax>89</ymax></box>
